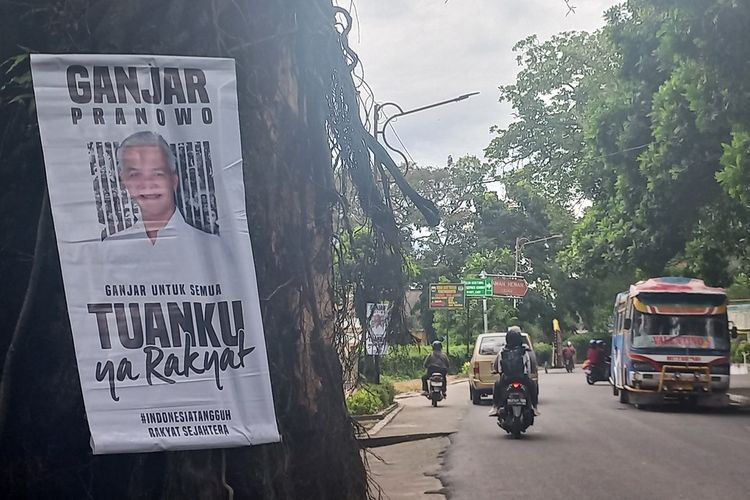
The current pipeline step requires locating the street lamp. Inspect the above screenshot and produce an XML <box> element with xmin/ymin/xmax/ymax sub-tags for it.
<box><xmin>512</xmin><ymin>234</ymin><xmax>563</xmax><ymax>307</ymax></box>
<box><xmin>373</xmin><ymin>92</ymin><xmax>480</xmax><ymax>167</ymax></box>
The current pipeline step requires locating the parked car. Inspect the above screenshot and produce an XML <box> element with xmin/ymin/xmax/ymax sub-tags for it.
<box><xmin>468</xmin><ymin>332</ymin><xmax>538</xmax><ymax>405</ymax></box>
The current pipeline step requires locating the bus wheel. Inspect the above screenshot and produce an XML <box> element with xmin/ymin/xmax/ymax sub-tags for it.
<box><xmin>619</xmin><ymin>389</ymin><xmax>629</xmax><ymax>404</ymax></box>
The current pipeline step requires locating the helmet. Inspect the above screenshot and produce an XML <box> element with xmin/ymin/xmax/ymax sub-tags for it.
<box><xmin>506</xmin><ymin>326</ymin><xmax>523</xmax><ymax>347</ymax></box>
<box><xmin>596</xmin><ymin>340</ymin><xmax>605</xmax><ymax>346</ymax></box>
<box><xmin>567</xmin><ymin>341</ymin><xmax>572</xmax><ymax>347</ymax></box>
<box><xmin>432</xmin><ymin>340</ymin><xmax>443</xmax><ymax>351</ymax></box>
<box><xmin>589</xmin><ymin>339</ymin><xmax>597</xmax><ymax>346</ymax></box>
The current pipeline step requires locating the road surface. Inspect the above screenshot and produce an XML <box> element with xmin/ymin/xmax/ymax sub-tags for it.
<box><xmin>441</xmin><ymin>370</ymin><xmax>750</xmax><ymax>500</ymax></box>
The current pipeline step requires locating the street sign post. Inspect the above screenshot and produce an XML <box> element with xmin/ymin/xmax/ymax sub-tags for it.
<box><xmin>463</xmin><ymin>278</ymin><xmax>493</xmax><ymax>297</ymax></box>
<box><xmin>429</xmin><ymin>283</ymin><xmax>465</xmax><ymax>309</ymax></box>
<box><xmin>492</xmin><ymin>276</ymin><xmax>529</xmax><ymax>297</ymax></box>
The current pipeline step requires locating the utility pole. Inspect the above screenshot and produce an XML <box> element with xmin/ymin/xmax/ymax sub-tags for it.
<box><xmin>465</xmin><ymin>300</ymin><xmax>471</xmax><ymax>358</ymax></box>
<box><xmin>480</xmin><ymin>271</ymin><xmax>489</xmax><ymax>335</ymax></box>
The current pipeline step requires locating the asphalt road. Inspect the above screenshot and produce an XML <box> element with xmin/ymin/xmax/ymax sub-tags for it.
<box><xmin>441</xmin><ymin>370</ymin><xmax>750</xmax><ymax>500</ymax></box>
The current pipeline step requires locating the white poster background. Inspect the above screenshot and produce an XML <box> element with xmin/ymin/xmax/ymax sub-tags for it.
<box><xmin>365</xmin><ymin>302</ymin><xmax>390</xmax><ymax>356</ymax></box>
<box><xmin>31</xmin><ymin>54</ymin><xmax>280</xmax><ymax>454</ymax></box>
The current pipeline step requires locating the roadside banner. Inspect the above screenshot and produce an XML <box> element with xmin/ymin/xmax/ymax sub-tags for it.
<box><xmin>365</xmin><ymin>302</ymin><xmax>390</xmax><ymax>355</ymax></box>
<box><xmin>31</xmin><ymin>54</ymin><xmax>280</xmax><ymax>454</ymax></box>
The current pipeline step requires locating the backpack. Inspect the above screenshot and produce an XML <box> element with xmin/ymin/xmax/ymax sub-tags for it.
<box><xmin>500</xmin><ymin>347</ymin><xmax>525</xmax><ymax>377</ymax></box>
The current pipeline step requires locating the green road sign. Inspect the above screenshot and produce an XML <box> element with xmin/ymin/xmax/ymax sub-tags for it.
<box><xmin>463</xmin><ymin>278</ymin><xmax>493</xmax><ymax>297</ymax></box>
<box><xmin>429</xmin><ymin>283</ymin><xmax>465</xmax><ymax>309</ymax></box>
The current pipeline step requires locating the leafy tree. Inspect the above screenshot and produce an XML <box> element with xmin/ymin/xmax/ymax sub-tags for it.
<box><xmin>494</xmin><ymin>0</ymin><xmax>750</xmax><ymax>300</ymax></box>
<box><xmin>568</xmin><ymin>0</ymin><xmax>750</xmax><ymax>285</ymax></box>
<box><xmin>485</xmin><ymin>31</ymin><xmax>618</xmax><ymax>209</ymax></box>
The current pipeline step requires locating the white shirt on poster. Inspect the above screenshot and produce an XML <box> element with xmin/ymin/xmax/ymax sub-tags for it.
<box><xmin>99</xmin><ymin>209</ymin><xmax>228</xmax><ymax>288</ymax></box>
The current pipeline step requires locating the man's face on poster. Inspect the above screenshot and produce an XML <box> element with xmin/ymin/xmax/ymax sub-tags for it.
<box><xmin>120</xmin><ymin>145</ymin><xmax>178</xmax><ymax>221</ymax></box>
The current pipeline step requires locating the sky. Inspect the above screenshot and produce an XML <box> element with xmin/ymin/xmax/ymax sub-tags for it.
<box><xmin>350</xmin><ymin>0</ymin><xmax>620</xmax><ymax>168</ymax></box>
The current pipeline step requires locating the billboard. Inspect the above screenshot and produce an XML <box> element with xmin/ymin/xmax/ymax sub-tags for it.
<box><xmin>31</xmin><ymin>54</ymin><xmax>280</xmax><ymax>454</ymax></box>
<box><xmin>429</xmin><ymin>283</ymin><xmax>465</xmax><ymax>309</ymax></box>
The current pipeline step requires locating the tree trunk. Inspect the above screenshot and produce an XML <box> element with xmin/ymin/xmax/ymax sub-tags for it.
<box><xmin>0</xmin><ymin>1</ymin><xmax>368</xmax><ymax>498</ymax></box>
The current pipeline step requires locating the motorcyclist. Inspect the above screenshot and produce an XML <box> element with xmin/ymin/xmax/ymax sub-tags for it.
<box><xmin>488</xmin><ymin>326</ymin><xmax>539</xmax><ymax>417</ymax></box>
<box><xmin>421</xmin><ymin>340</ymin><xmax>449</xmax><ymax>396</ymax></box>
<box><xmin>594</xmin><ymin>340</ymin><xmax>608</xmax><ymax>376</ymax></box>
<box><xmin>562</xmin><ymin>341</ymin><xmax>576</xmax><ymax>367</ymax></box>
<box><xmin>562</xmin><ymin>341</ymin><xmax>576</xmax><ymax>360</ymax></box>
<box><xmin>586</xmin><ymin>339</ymin><xmax>599</xmax><ymax>366</ymax></box>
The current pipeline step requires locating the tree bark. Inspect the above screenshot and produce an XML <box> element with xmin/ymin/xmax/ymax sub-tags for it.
<box><xmin>0</xmin><ymin>1</ymin><xmax>368</xmax><ymax>498</ymax></box>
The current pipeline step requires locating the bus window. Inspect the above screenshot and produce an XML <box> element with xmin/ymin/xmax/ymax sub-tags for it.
<box><xmin>631</xmin><ymin>312</ymin><xmax>729</xmax><ymax>350</ymax></box>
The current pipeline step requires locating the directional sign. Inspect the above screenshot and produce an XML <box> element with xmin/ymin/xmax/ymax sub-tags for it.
<box><xmin>492</xmin><ymin>276</ymin><xmax>529</xmax><ymax>297</ymax></box>
<box><xmin>463</xmin><ymin>278</ymin><xmax>493</xmax><ymax>297</ymax></box>
<box><xmin>429</xmin><ymin>283</ymin><xmax>465</xmax><ymax>309</ymax></box>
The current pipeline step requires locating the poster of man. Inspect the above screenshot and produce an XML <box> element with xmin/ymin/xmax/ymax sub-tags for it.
<box><xmin>31</xmin><ymin>54</ymin><xmax>280</xmax><ymax>454</ymax></box>
<box><xmin>111</xmin><ymin>130</ymin><xmax>216</xmax><ymax>245</ymax></box>
<box><xmin>365</xmin><ymin>302</ymin><xmax>390</xmax><ymax>356</ymax></box>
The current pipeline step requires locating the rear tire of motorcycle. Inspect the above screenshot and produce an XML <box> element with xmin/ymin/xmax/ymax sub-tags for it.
<box><xmin>613</xmin><ymin>384</ymin><xmax>619</xmax><ymax>396</ymax></box>
<box><xmin>586</xmin><ymin>374</ymin><xmax>594</xmax><ymax>385</ymax></box>
<box><xmin>512</xmin><ymin>424</ymin><xmax>522</xmax><ymax>439</ymax></box>
<box><xmin>432</xmin><ymin>398</ymin><xmax>438</xmax><ymax>407</ymax></box>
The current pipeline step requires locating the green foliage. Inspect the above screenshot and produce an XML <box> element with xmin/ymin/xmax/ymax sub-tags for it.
<box><xmin>567</xmin><ymin>0</ymin><xmax>750</xmax><ymax>283</ymax></box>
<box><xmin>478</xmin><ymin>0</ymin><xmax>750</xmax><ymax>340</ymax></box>
<box><xmin>373</xmin><ymin>378</ymin><xmax>396</xmax><ymax>407</ymax></box>
<box><xmin>460</xmin><ymin>361</ymin><xmax>471</xmax><ymax>376</ymax></box>
<box><xmin>533</xmin><ymin>342</ymin><xmax>552</xmax><ymax>364</ymax></box>
<box><xmin>345</xmin><ymin>379</ymin><xmax>396</xmax><ymax>416</ymax></box>
<box><xmin>731</xmin><ymin>341</ymin><xmax>750</xmax><ymax>364</ymax></box>
<box><xmin>379</xmin><ymin>345</ymin><xmax>467</xmax><ymax>380</ymax></box>
<box><xmin>346</xmin><ymin>389</ymin><xmax>381</xmax><ymax>416</ymax></box>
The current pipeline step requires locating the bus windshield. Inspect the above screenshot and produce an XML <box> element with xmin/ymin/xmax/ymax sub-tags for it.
<box><xmin>631</xmin><ymin>312</ymin><xmax>729</xmax><ymax>350</ymax></box>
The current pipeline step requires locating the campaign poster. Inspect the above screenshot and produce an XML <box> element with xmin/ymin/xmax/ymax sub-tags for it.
<box><xmin>30</xmin><ymin>54</ymin><xmax>280</xmax><ymax>454</ymax></box>
<box><xmin>365</xmin><ymin>302</ymin><xmax>390</xmax><ymax>356</ymax></box>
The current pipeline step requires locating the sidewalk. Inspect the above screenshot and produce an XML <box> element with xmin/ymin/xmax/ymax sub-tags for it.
<box><xmin>729</xmin><ymin>372</ymin><xmax>750</xmax><ymax>404</ymax></box>
<box><xmin>363</xmin><ymin>379</ymin><xmax>469</xmax><ymax>499</ymax></box>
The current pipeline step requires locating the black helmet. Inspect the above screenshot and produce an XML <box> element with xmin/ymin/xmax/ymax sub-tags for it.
<box><xmin>596</xmin><ymin>340</ymin><xmax>605</xmax><ymax>346</ymax></box>
<box><xmin>432</xmin><ymin>340</ymin><xmax>443</xmax><ymax>351</ymax></box>
<box><xmin>589</xmin><ymin>339</ymin><xmax>597</xmax><ymax>346</ymax></box>
<box><xmin>506</xmin><ymin>326</ymin><xmax>523</xmax><ymax>347</ymax></box>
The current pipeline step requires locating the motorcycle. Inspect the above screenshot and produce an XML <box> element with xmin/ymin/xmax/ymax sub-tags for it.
<box><xmin>497</xmin><ymin>379</ymin><xmax>535</xmax><ymax>438</ymax></box>
<box><xmin>564</xmin><ymin>357</ymin><xmax>575</xmax><ymax>373</ymax></box>
<box><xmin>426</xmin><ymin>372</ymin><xmax>445</xmax><ymax>407</ymax></box>
<box><xmin>583</xmin><ymin>357</ymin><xmax>611</xmax><ymax>385</ymax></box>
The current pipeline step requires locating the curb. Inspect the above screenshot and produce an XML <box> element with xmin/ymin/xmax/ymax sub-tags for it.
<box><xmin>352</xmin><ymin>402</ymin><xmax>399</xmax><ymax>423</ymax></box>
<box><xmin>728</xmin><ymin>393</ymin><xmax>750</xmax><ymax>406</ymax></box>
<box><xmin>367</xmin><ymin>402</ymin><xmax>404</xmax><ymax>436</ymax></box>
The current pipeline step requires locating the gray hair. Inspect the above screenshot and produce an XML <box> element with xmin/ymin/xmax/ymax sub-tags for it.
<box><xmin>116</xmin><ymin>131</ymin><xmax>177</xmax><ymax>173</ymax></box>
